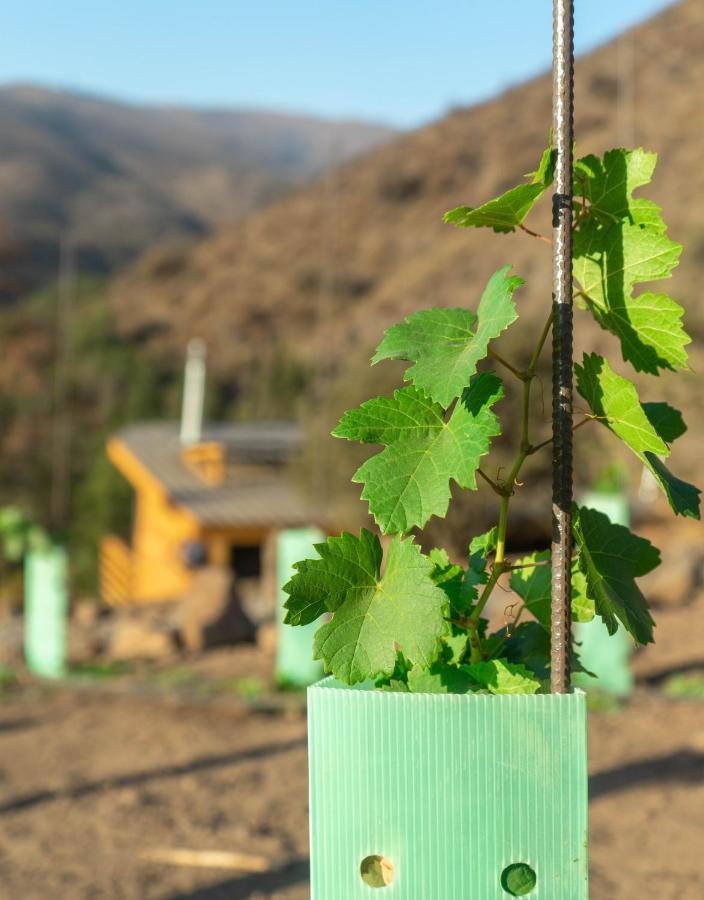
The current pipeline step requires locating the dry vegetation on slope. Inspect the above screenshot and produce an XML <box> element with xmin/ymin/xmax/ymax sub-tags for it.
<box><xmin>0</xmin><ymin>0</ymin><xmax>683</xmax><ymax>564</ymax></box>
<box><xmin>0</xmin><ymin>84</ymin><xmax>393</xmax><ymax>301</ymax></box>
<box><xmin>113</xmin><ymin>0</ymin><xmax>704</xmax><ymax>487</ymax></box>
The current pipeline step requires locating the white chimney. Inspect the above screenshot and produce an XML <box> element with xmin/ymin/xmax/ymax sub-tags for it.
<box><xmin>180</xmin><ymin>338</ymin><xmax>207</xmax><ymax>445</ymax></box>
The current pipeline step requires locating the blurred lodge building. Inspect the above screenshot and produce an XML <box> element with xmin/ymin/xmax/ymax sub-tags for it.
<box><xmin>100</xmin><ymin>419</ymin><xmax>321</xmax><ymax>609</ymax></box>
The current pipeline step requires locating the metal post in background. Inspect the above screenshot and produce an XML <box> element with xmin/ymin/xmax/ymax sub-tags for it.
<box><xmin>50</xmin><ymin>233</ymin><xmax>75</xmax><ymax>530</ymax></box>
<box><xmin>550</xmin><ymin>0</ymin><xmax>575</xmax><ymax>694</ymax></box>
<box><xmin>617</xmin><ymin>30</ymin><xmax>636</xmax><ymax>148</ymax></box>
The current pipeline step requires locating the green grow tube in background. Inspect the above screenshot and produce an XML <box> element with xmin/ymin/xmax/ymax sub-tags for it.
<box><xmin>24</xmin><ymin>546</ymin><xmax>68</xmax><ymax>679</ymax></box>
<box><xmin>275</xmin><ymin>527</ymin><xmax>325</xmax><ymax>688</ymax></box>
<box><xmin>573</xmin><ymin>490</ymin><xmax>634</xmax><ymax>698</ymax></box>
<box><xmin>308</xmin><ymin>679</ymin><xmax>588</xmax><ymax>898</ymax></box>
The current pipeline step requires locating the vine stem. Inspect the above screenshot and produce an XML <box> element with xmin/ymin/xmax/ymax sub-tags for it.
<box><xmin>465</xmin><ymin>307</ymin><xmax>555</xmax><ymax>663</ymax></box>
<box><xmin>508</xmin><ymin>559</ymin><xmax>551</xmax><ymax>570</ymax></box>
<box><xmin>518</xmin><ymin>223</ymin><xmax>553</xmax><ymax>246</ymax></box>
<box><xmin>528</xmin><ymin>413</ymin><xmax>593</xmax><ymax>456</ymax></box>
<box><xmin>477</xmin><ymin>468</ymin><xmax>503</xmax><ymax>495</ymax></box>
<box><xmin>509</xmin><ymin>603</ymin><xmax>526</xmax><ymax>632</ymax></box>
<box><xmin>529</xmin><ymin>309</ymin><xmax>555</xmax><ymax>374</ymax></box>
<box><xmin>488</xmin><ymin>348</ymin><xmax>525</xmax><ymax>380</ymax></box>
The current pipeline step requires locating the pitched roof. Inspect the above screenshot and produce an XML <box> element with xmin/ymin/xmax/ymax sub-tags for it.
<box><xmin>113</xmin><ymin>421</ymin><xmax>323</xmax><ymax>528</ymax></box>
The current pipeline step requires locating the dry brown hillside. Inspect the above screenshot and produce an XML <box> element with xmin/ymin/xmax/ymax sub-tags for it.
<box><xmin>113</xmin><ymin>0</ymin><xmax>704</xmax><ymax>496</ymax></box>
<box><xmin>0</xmin><ymin>84</ymin><xmax>393</xmax><ymax>301</ymax></box>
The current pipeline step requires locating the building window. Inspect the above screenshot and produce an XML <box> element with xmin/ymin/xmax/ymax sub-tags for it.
<box><xmin>230</xmin><ymin>544</ymin><xmax>262</xmax><ymax>579</ymax></box>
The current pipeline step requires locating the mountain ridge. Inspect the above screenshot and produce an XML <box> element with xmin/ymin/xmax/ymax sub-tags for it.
<box><xmin>1</xmin><ymin>1</ymin><xmax>702</xmax><ymax>579</ymax></box>
<box><xmin>112</xmin><ymin>2</ymin><xmax>702</xmax><ymax>351</ymax></box>
<box><xmin>110</xmin><ymin>0</ymin><xmax>703</xmax><ymax>488</ymax></box>
<box><xmin>0</xmin><ymin>82</ymin><xmax>395</xmax><ymax>300</ymax></box>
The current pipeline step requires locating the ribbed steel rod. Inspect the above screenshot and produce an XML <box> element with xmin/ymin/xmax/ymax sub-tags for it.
<box><xmin>550</xmin><ymin>0</ymin><xmax>575</xmax><ymax>694</ymax></box>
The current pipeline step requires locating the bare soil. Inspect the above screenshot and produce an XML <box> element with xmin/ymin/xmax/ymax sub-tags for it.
<box><xmin>1</xmin><ymin>596</ymin><xmax>703</xmax><ymax>900</ymax></box>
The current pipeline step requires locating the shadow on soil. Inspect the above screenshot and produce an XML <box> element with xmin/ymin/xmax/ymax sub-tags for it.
<box><xmin>590</xmin><ymin>750</ymin><xmax>704</xmax><ymax>800</ymax></box>
<box><xmin>638</xmin><ymin>659</ymin><xmax>704</xmax><ymax>686</ymax></box>
<box><xmin>0</xmin><ymin>737</ymin><xmax>307</xmax><ymax>815</ymax></box>
<box><xmin>0</xmin><ymin>717</ymin><xmax>39</xmax><ymax>734</ymax></box>
<box><xmin>162</xmin><ymin>858</ymin><xmax>310</xmax><ymax>899</ymax></box>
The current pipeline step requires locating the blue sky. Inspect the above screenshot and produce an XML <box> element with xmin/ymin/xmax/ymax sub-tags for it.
<box><xmin>3</xmin><ymin>0</ymin><xmax>674</xmax><ymax>126</ymax></box>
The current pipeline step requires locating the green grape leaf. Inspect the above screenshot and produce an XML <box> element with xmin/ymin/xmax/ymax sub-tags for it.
<box><xmin>571</xmin><ymin>568</ymin><xmax>594</xmax><ymax>623</ymax></box>
<box><xmin>572</xmin><ymin>506</ymin><xmax>660</xmax><ymax>644</ymax></box>
<box><xmin>469</xmin><ymin>526</ymin><xmax>498</xmax><ymax>569</ymax></box>
<box><xmin>644</xmin><ymin>456</ymin><xmax>702</xmax><ymax>520</ymax></box>
<box><xmin>353</xmin><ymin>372</ymin><xmax>503</xmax><ymax>533</ymax></box>
<box><xmin>441</xmin><ymin>628</ymin><xmax>469</xmax><ymax>665</ymax></box>
<box><xmin>423</xmin><ymin>539</ymin><xmax>499</xmax><ymax>664</ymax></box>
<box><xmin>372</xmin><ymin>266</ymin><xmax>521</xmax><ymax>406</ymax></box>
<box><xmin>501</xmin><ymin>622</ymin><xmax>552</xmax><ymax>682</ymax></box>
<box><xmin>311</xmin><ymin>533</ymin><xmax>448</xmax><ymax>684</ymax></box>
<box><xmin>376</xmin><ymin>680</ymin><xmax>410</xmax><ymax>692</ymax></box>
<box><xmin>502</xmin><ymin>863</ymin><xmax>538</xmax><ymax>896</ymax></box>
<box><xmin>480</xmin><ymin>631</ymin><xmax>508</xmax><ymax>661</ymax></box>
<box><xmin>573</xmin><ymin>149</ymin><xmax>687</xmax><ymax>375</ymax></box>
<box><xmin>574</xmin><ymin>148</ymin><xmax>658</xmax><ymax>223</ymax></box>
<box><xmin>574</xmin><ymin>147</ymin><xmax>666</xmax><ymax>235</ymax></box>
<box><xmin>407</xmin><ymin>661</ymin><xmax>478</xmax><ymax>694</ymax></box>
<box><xmin>444</xmin><ymin>183</ymin><xmax>546</xmax><ymax>232</ymax></box>
<box><xmin>459</xmin><ymin>525</ymin><xmax>499</xmax><ymax>609</ymax></box>
<box><xmin>574</xmin><ymin>217</ymin><xmax>682</xmax><ymax>315</ymax></box>
<box><xmin>529</xmin><ymin>145</ymin><xmax>557</xmax><ymax>187</ymax></box>
<box><xmin>575</xmin><ymin>353</ymin><xmax>700</xmax><ymax>518</ymax></box>
<box><xmin>509</xmin><ymin>550</ymin><xmax>552</xmax><ymax>629</ymax></box>
<box><xmin>581</xmin><ymin>290</ymin><xmax>690</xmax><ymax>375</ymax></box>
<box><xmin>283</xmin><ymin>528</ymin><xmax>382</xmax><ymax>626</ymax></box>
<box><xmin>429</xmin><ymin>550</ymin><xmax>475</xmax><ymax>617</ymax></box>
<box><xmin>444</xmin><ymin>147</ymin><xmax>554</xmax><ymax>232</ymax></box>
<box><xmin>642</xmin><ymin>402</ymin><xmax>687</xmax><ymax>443</ymax></box>
<box><xmin>375</xmin><ymin>652</ymin><xmax>412</xmax><ymax>691</ymax></box>
<box><xmin>334</xmin><ymin>386</ymin><xmax>444</xmax><ymax>445</ymax></box>
<box><xmin>575</xmin><ymin>353</ymin><xmax>668</xmax><ymax>455</ymax></box>
<box><xmin>462</xmin><ymin>658</ymin><xmax>541</xmax><ymax>695</ymax></box>
<box><xmin>428</xmin><ymin>547</ymin><xmax>452</xmax><ymax>568</ymax></box>
<box><xmin>509</xmin><ymin>550</ymin><xmax>594</xmax><ymax>628</ymax></box>
<box><xmin>489</xmin><ymin>622</ymin><xmax>594</xmax><ymax>683</ymax></box>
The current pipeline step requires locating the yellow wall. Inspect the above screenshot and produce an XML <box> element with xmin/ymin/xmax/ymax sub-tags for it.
<box><xmin>104</xmin><ymin>438</ymin><xmax>277</xmax><ymax>605</ymax></box>
<box><xmin>107</xmin><ymin>437</ymin><xmax>201</xmax><ymax>602</ymax></box>
<box><xmin>131</xmin><ymin>486</ymin><xmax>200</xmax><ymax>602</ymax></box>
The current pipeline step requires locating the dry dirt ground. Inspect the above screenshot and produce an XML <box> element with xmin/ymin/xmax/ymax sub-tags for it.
<box><xmin>0</xmin><ymin>601</ymin><xmax>703</xmax><ymax>900</ymax></box>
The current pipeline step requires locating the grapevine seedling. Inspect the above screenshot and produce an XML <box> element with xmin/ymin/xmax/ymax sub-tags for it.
<box><xmin>284</xmin><ymin>146</ymin><xmax>700</xmax><ymax>693</ymax></box>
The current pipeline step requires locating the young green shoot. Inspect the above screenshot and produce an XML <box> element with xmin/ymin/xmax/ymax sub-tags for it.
<box><xmin>283</xmin><ymin>145</ymin><xmax>700</xmax><ymax>693</ymax></box>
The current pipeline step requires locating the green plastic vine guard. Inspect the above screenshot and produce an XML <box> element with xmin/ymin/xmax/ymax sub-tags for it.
<box><xmin>573</xmin><ymin>491</ymin><xmax>633</xmax><ymax>698</ymax></box>
<box><xmin>275</xmin><ymin>528</ymin><xmax>325</xmax><ymax>687</ymax></box>
<box><xmin>308</xmin><ymin>679</ymin><xmax>588</xmax><ymax>898</ymax></box>
<box><xmin>24</xmin><ymin>546</ymin><xmax>68</xmax><ymax>679</ymax></box>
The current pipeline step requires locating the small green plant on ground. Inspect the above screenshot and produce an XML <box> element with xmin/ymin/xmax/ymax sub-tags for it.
<box><xmin>0</xmin><ymin>665</ymin><xmax>18</xmax><ymax>691</ymax></box>
<box><xmin>0</xmin><ymin>506</ymin><xmax>50</xmax><ymax>564</ymax></box>
<box><xmin>284</xmin><ymin>146</ymin><xmax>701</xmax><ymax>693</ymax></box>
<box><xmin>585</xmin><ymin>690</ymin><xmax>624</xmax><ymax>714</ymax></box>
<box><xmin>227</xmin><ymin>676</ymin><xmax>267</xmax><ymax>701</ymax></box>
<box><xmin>663</xmin><ymin>672</ymin><xmax>704</xmax><ymax>700</ymax></box>
<box><xmin>68</xmin><ymin>661</ymin><xmax>131</xmax><ymax>679</ymax></box>
<box><xmin>0</xmin><ymin>506</ymin><xmax>51</xmax><ymax>604</ymax></box>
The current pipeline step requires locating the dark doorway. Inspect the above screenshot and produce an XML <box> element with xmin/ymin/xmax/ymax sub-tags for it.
<box><xmin>230</xmin><ymin>544</ymin><xmax>262</xmax><ymax>579</ymax></box>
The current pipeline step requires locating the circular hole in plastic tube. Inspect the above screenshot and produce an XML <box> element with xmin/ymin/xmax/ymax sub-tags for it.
<box><xmin>501</xmin><ymin>862</ymin><xmax>537</xmax><ymax>896</ymax></box>
<box><xmin>360</xmin><ymin>855</ymin><xmax>394</xmax><ymax>888</ymax></box>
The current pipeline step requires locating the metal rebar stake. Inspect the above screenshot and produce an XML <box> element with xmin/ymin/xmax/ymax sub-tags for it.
<box><xmin>550</xmin><ymin>0</ymin><xmax>575</xmax><ymax>694</ymax></box>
